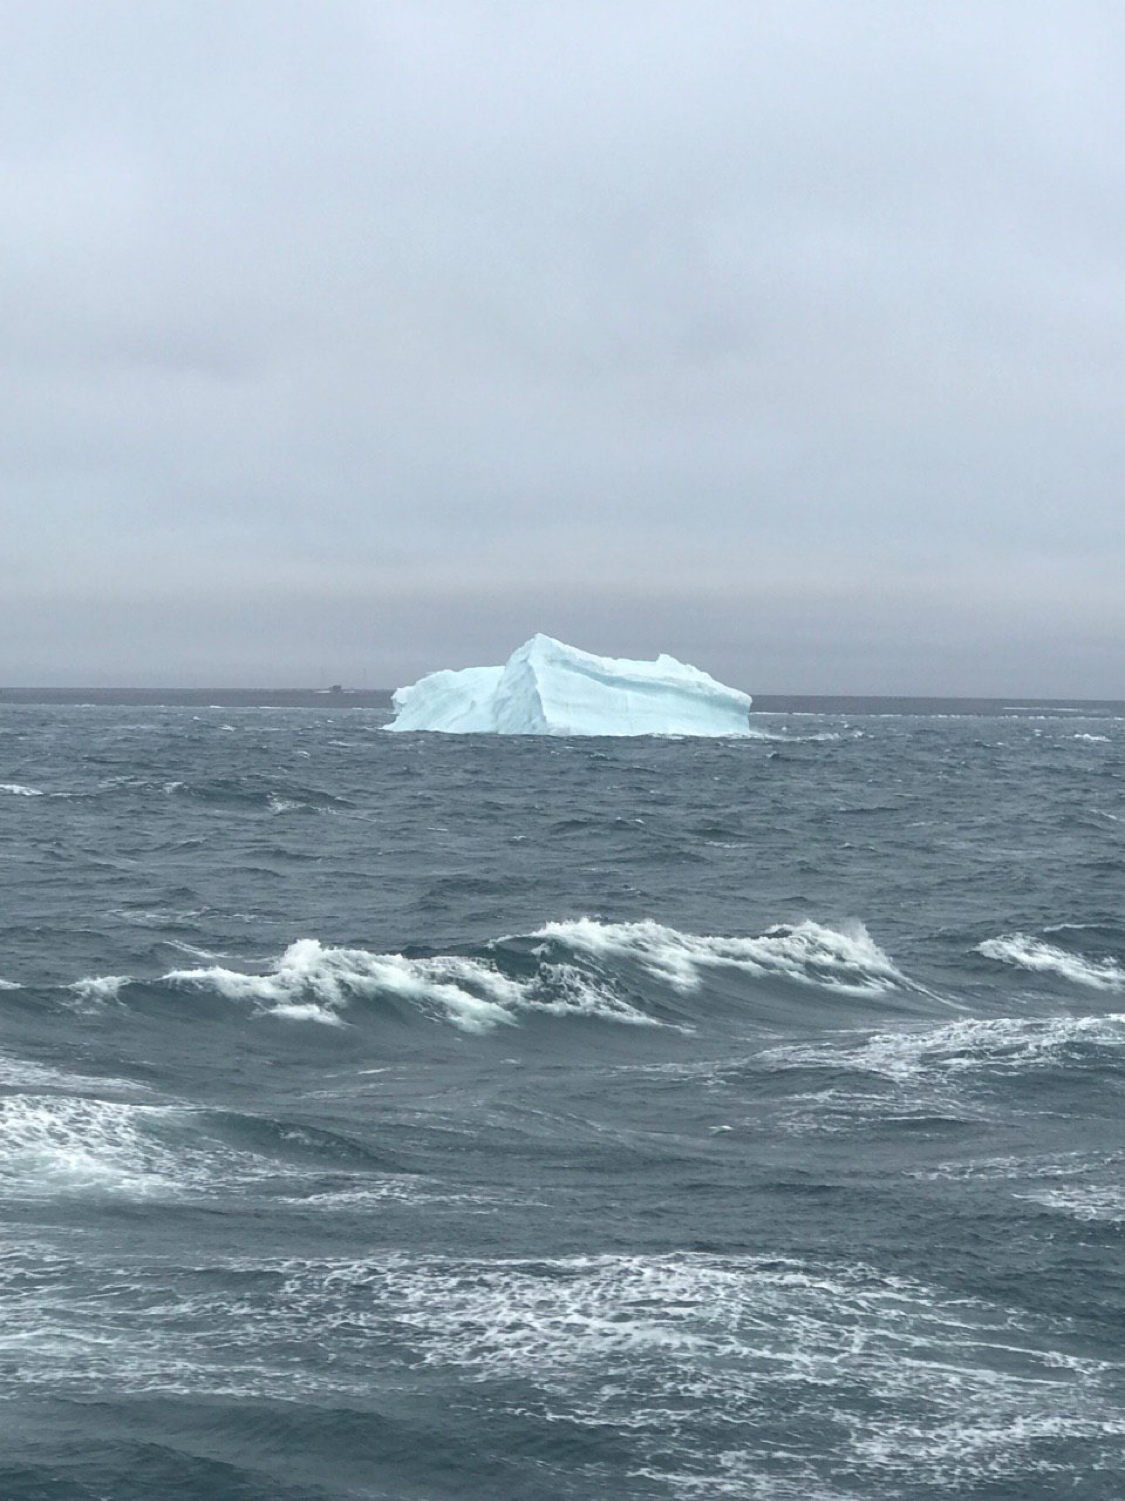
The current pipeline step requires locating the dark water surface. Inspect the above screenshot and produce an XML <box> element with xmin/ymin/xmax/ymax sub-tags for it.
<box><xmin>1</xmin><ymin>703</ymin><xmax>1123</xmax><ymax>1499</ymax></box>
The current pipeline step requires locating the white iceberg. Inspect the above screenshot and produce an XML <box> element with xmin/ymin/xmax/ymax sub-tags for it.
<box><xmin>387</xmin><ymin>634</ymin><xmax>752</xmax><ymax>736</ymax></box>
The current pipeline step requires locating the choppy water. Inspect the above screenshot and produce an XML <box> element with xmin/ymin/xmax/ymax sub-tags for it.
<box><xmin>1</xmin><ymin>701</ymin><xmax>1123</xmax><ymax>1500</ymax></box>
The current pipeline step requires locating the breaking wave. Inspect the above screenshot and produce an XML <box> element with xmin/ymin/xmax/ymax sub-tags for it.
<box><xmin>532</xmin><ymin>916</ymin><xmax>909</xmax><ymax>996</ymax></box>
<box><xmin>762</xmin><ymin>1011</ymin><xmax>1125</xmax><ymax>1083</ymax></box>
<box><xmin>0</xmin><ymin>1095</ymin><xmax>221</xmax><ymax>1198</ymax></box>
<box><xmin>742</xmin><ymin>1010</ymin><xmax>1125</xmax><ymax>1140</ymax></box>
<box><xmin>978</xmin><ymin>934</ymin><xmax>1125</xmax><ymax>990</ymax></box>
<box><xmin>68</xmin><ymin>974</ymin><xmax>130</xmax><ymax>1005</ymax></box>
<box><xmin>0</xmin><ymin>1093</ymin><xmax>407</xmax><ymax>1203</ymax></box>
<box><xmin>45</xmin><ymin>917</ymin><xmax>918</xmax><ymax>1034</ymax></box>
<box><xmin>166</xmin><ymin>938</ymin><xmax>654</xmax><ymax>1031</ymax></box>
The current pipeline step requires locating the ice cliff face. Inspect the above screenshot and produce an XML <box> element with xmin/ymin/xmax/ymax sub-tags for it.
<box><xmin>387</xmin><ymin>635</ymin><xmax>752</xmax><ymax>736</ymax></box>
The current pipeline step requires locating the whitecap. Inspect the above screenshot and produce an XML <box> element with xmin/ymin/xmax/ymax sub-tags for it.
<box><xmin>0</xmin><ymin>781</ymin><xmax>44</xmax><ymax>796</ymax></box>
<box><xmin>161</xmin><ymin>939</ymin><xmax>223</xmax><ymax>961</ymax></box>
<box><xmin>1017</xmin><ymin>1185</ymin><xmax>1125</xmax><ymax>1222</ymax></box>
<box><xmin>163</xmin><ymin>938</ymin><xmax>653</xmax><ymax>1032</ymax></box>
<box><xmin>0</xmin><ymin>1095</ymin><xmax>280</xmax><ymax>1200</ymax></box>
<box><xmin>977</xmin><ymin>934</ymin><xmax>1125</xmax><ymax>990</ymax></box>
<box><xmin>763</xmin><ymin>1012</ymin><xmax>1125</xmax><ymax>1084</ymax></box>
<box><xmin>532</xmin><ymin>916</ymin><xmax>908</xmax><ymax>997</ymax></box>
<box><xmin>268</xmin><ymin>1000</ymin><xmax>347</xmax><ymax>1027</ymax></box>
<box><xmin>0</xmin><ymin>1053</ymin><xmax>122</xmax><ymax>1091</ymax></box>
<box><xmin>0</xmin><ymin>1096</ymin><xmax>186</xmax><ymax>1197</ymax></box>
<box><xmin>67</xmin><ymin>975</ymin><xmax>130</xmax><ymax>1005</ymax></box>
<box><xmin>267</xmin><ymin>794</ymin><xmax>303</xmax><ymax>814</ymax></box>
<box><xmin>741</xmin><ymin>729</ymin><xmax>843</xmax><ymax>743</ymax></box>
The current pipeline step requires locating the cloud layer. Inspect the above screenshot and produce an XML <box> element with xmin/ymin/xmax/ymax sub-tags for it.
<box><xmin>2</xmin><ymin>1</ymin><xmax>1122</xmax><ymax>692</ymax></box>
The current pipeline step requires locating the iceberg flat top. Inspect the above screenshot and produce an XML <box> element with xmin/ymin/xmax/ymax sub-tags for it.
<box><xmin>388</xmin><ymin>635</ymin><xmax>752</xmax><ymax>736</ymax></box>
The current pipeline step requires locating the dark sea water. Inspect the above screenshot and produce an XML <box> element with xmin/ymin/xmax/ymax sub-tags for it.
<box><xmin>2</xmin><ymin>700</ymin><xmax>1124</xmax><ymax>1500</ymax></box>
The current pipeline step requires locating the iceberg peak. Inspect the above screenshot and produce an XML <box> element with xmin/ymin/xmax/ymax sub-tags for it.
<box><xmin>388</xmin><ymin>636</ymin><xmax>752</xmax><ymax>736</ymax></box>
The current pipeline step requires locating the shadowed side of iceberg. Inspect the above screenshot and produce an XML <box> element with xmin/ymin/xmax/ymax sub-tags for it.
<box><xmin>388</xmin><ymin>664</ymin><xmax>503</xmax><ymax>733</ymax></box>
<box><xmin>387</xmin><ymin>634</ymin><xmax>752</xmax><ymax>736</ymax></box>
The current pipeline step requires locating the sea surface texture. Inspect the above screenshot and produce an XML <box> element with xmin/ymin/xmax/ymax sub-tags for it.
<box><xmin>2</xmin><ymin>700</ymin><xmax>1123</xmax><ymax>1500</ymax></box>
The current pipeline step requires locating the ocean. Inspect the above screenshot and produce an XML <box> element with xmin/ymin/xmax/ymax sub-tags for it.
<box><xmin>1</xmin><ymin>697</ymin><xmax>1123</xmax><ymax>1500</ymax></box>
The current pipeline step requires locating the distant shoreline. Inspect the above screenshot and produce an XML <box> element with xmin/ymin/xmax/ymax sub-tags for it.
<box><xmin>0</xmin><ymin>688</ymin><xmax>1121</xmax><ymax>716</ymax></box>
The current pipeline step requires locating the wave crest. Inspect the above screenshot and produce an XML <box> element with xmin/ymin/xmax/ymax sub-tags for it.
<box><xmin>532</xmin><ymin>917</ymin><xmax>907</xmax><ymax>997</ymax></box>
<box><xmin>978</xmin><ymin>934</ymin><xmax>1125</xmax><ymax>990</ymax></box>
<box><xmin>39</xmin><ymin>918</ymin><xmax>919</xmax><ymax>1034</ymax></box>
<box><xmin>764</xmin><ymin>1012</ymin><xmax>1125</xmax><ymax>1084</ymax></box>
<box><xmin>165</xmin><ymin>938</ymin><xmax>652</xmax><ymax>1032</ymax></box>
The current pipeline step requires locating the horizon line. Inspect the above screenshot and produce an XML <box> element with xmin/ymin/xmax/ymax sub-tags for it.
<box><xmin>1</xmin><ymin>686</ymin><xmax>1122</xmax><ymax>709</ymax></box>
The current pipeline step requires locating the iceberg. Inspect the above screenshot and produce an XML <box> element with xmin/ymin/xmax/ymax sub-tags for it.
<box><xmin>387</xmin><ymin>634</ymin><xmax>752</xmax><ymax>736</ymax></box>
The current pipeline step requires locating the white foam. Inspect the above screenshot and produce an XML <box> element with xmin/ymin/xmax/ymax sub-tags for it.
<box><xmin>267</xmin><ymin>1000</ymin><xmax>348</xmax><ymax>1026</ymax></box>
<box><xmin>9</xmin><ymin>1248</ymin><xmax>1114</xmax><ymax>1490</ymax></box>
<box><xmin>161</xmin><ymin>939</ymin><xmax>223</xmax><ymax>961</ymax></box>
<box><xmin>0</xmin><ymin>1096</ymin><xmax>184</xmax><ymax>1197</ymax></box>
<box><xmin>978</xmin><ymin>933</ymin><xmax>1125</xmax><ymax>990</ymax></box>
<box><xmin>67</xmin><ymin>975</ymin><xmax>130</xmax><ymax>1005</ymax></box>
<box><xmin>0</xmin><ymin>1095</ymin><xmax>278</xmax><ymax>1200</ymax></box>
<box><xmin>165</xmin><ymin>938</ymin><xmax>652</xmax><ymax>1031</ymax></box>
<box><xmin>0</xmin><ymin>781</ymin><xmax>43</xmax><ymax>796</ymax></box>
<box><xmin>745</xmin><ymin>728</ymin><xmax>848</xmax><ymax>743</ymax></box>
<box><xmin>268</xmin><ymin>794</ymin><xmax>302</xmax><ymax>814</ymax></box>
<box><xmin>381</xmin><ymin>1252</ymin><xmax>1125</xmax><ymax>1487</ymax></box>
<box><xmin>534</xmin><ymin>917</ymin><xmax>907</xmax><ymax>996</ymax></box>
<box><xmin>0</xmin><ymin>977</ymin><xmax>20</xmax><ymax>990</ymax></box>
<box><xmin>109</xmin><ymin>904</ymin><xmax>210</xmax><ymax>928</ymax></box>
<box><xmin>906</xmin><ymin>1143</ymin><xmax>1125</xmax><ymax>1228</ymax></box>
<box><xmin>764</xmin><ymin>1012</ymin><xmax>1125</xmax><ymax>1084</ymax></box>
<box><xmin>1017</xmin><ymin>1185</ymin><xmax>1125</xmax><ymax>1222</ymax></box>
<box><xmin>0</xmin><ymin>1052</ymin><xmax>140</xmax><ymax>1092</ymax></box>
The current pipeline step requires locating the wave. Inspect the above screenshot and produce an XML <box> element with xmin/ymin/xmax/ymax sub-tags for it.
<box><xmin>1017</xmin><ymin>1185</ymin><xmax>1125</xmax><ymax>1223</ymax></box>
<box><xmin>0</xmin><ymin>1095</ymin><xmax>209</xmax><ymax>1198</ymax></box>
<box><xmin>761</xmin><ymin>1011</ymin><xmax>1125</xmax><ymax>1086</ymax></box>
<box><xmin>0</xmin><ymin>781</ymin><xmax>43</xmax><ymax>796</ymax></box>
<box><xmin>0</xmin><ymin>1093</ymin><xmax>407</xmax><ymax>1202</ymax></box>
<box><xmin>163</xmin><ymin>938</ymin><xmax>654</xmax><ymax>1031</ymax></box>
<box><xmin>162</xmin><ymin>777</ymin><xmax>352</xmax><ymax>813</ymax></box>
<box><xmin>910</xmin><ymin>1150</ymin><xmax>1125</xmax><ymax>1225</ymax></box>
<box><xmin>977</xmin><ymin>933</ymin><xmax>1125</xmax><ymax>990</ymax></box>
<box><xmin>54</xmin><ymin>918</ymin><xmax>917</xmax><ymax>1033</ymax></box>
<box><xmin>67</xmin><ymin>975</ymin><xmax>130</xmax><ymax>1005</ymax></box>
<box><xmin>0</xmin><ymin>1050</ymin><xmax>143</xmax><ymax>1093</ymax></box>
<box><xmin>531</xmin><ymin>917</ymin><xmax>909</xmax><ymax>997</ymax></box>
<box><xmin>743</xmin><ymin>728</ymin><xmax>848</xmax><ymax>743</ymax></box>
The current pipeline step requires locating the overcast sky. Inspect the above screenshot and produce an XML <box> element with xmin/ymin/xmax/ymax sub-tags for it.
<box><xmin>1</xmin><ymin>1</ymin><xmax>1122</xmax><ymax>693</ymax></box>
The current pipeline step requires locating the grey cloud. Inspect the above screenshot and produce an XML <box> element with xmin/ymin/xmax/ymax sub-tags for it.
<box><xmin>1</xmin><ymin>1</ymin><xmax>1122</xmax><ymax>691</ymax></box>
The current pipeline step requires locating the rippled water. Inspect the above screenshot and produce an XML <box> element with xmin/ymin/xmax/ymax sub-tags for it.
<box><xmin>1</xmin><ymin>703</ymin><xmax>1123</xmax><ymax>1499</ymax></box>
